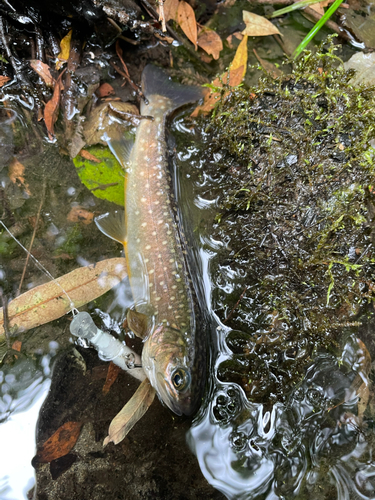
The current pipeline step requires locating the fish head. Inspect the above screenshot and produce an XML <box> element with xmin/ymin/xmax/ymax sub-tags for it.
<box><xmin>141</xmin><ymin>323</ymin><xmax>197</xmax><ymax>416</ymax></box>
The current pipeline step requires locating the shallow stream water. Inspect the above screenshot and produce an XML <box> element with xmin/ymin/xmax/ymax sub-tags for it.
<box><xmin>0</xmin><ymin>44</ymin><xmax>375</xmax><ymax>500</ymax></box>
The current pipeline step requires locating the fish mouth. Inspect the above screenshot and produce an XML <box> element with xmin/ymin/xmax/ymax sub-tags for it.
<box><xmin>156</xmin><ymin>372</ymin><xmax>194</xmax><ymax>416</ymax></box>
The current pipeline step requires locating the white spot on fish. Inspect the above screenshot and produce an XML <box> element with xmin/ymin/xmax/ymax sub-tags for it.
<box><xmin>158</xmin><ymin>220</ymin><xmax>163</xmax><ymax>225</ymax></box>
<box><xmin>141</xmin><ymin>222</ymin><xmax>147</xmax><ymax>227</ymax></box>
<box><xmin>159</xmin><ymin>281</ymin><xmax>164</xmax><ymax>286</ymax></box>
<box><xmin>172</xmin><ymin>285</ymin><xmax>177</xmax><ymax>289</ymax></box>
<box><xmin>155</xmin><ymin>297</ymin><xmax>161</xmax><ymax>301</ymax></box>
<box><xmin>149</xmin><ymin>269</ymin><xmax>154</xmax><ymax>274</ymax></box>
<box><xmin>145</xmin><ymin>245</ymin><xmax>151</xmax><ymax>250</ymax></box>
<box><xmin>162</xmin><ymin>240</ymin><xmax>167</xmax><ymax>245</ymax></box>
<box><xmin>155</xmin><ymin>117</ymin><xmax>161</xmax><ymax>123</ymax></box>
<box><xmin>141</xmin><ymin>197</ymin><xmax>147</xmax><ymax>203</ymax></box>
<box><xmin>149</xmin><ymin>283</ymin><xmax>153</xmax><ymax>288</ymax></box>
<box><xmin>152</xmin><ymin>231</ymin><xmax>157</xmax><ymax>236</ymax></box>
<box><xmin>136</xmin><ymin>238</ymin><xmax>140</xmax><ymax>243</ymax></box>
<box><xmin>154</xmin><ymin>201</ymin><xmax>160</xmax><ymax>205</ymax></box>
<box><xmin>170</xmin><ymin>296</ymin><xmax>175</xmax><ymax>301</ymax></box>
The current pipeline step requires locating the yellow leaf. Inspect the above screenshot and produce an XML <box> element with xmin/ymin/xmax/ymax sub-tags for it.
<box><xmin>242</xmin><ymin>11</ymin><xmax>281</xmax><ymax>37</ymax></box>
<box><xmin>229</xmin><ymin>34</ymin><xmax>248</xmax><ymax>85</ymax></box>
<box><xmin>177</xmin><ymin>1</ymin><xmax>198</xmax><ymax>49</ymax></box>
<box><xmin>191</xmin><ymin>34</ymin><xmax>248</xmax><ymax>117</ymax></box>
<box><xmin>103</xmin><ymin>379</ymin><xmax>156</xmax><ymax>445</ymax></box>
<box><xmin>0</xmin><ymin>258</ymin><xmax>127</xmax><ymax>336</ymax></box>
<box><xmin>56</xmin><ymin>29</ymin><xmax>72</xmax><ymax>70</ymax></box>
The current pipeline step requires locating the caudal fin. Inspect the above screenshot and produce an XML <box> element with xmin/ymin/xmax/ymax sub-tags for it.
<box><xmin>141</xmin><ymin>65</ymin><xmax>204</xmax><ymax>112</ymax></box>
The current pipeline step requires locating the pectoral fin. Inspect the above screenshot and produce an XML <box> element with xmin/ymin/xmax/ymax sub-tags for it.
<box><xmin>95</xmin><ymin>211</ymin><xmax>126</xmax><ymax>244</ymax></box>
<box><xmin>127</xmin><ymin>309</ymin><xmax>150</xmax><ymax>339</ymax></box>
<box><xmin>103</xmin><ymin>131</ymin><xmax>134</xmax><ymax>171</ymax></box>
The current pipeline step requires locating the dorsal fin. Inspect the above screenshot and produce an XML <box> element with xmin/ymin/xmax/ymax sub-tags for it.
<box><xmin>141</xmin><ymin>65</ymin><xmax>204</xmax><ymax>114</ymax></box>
<box><xmin>95</xmin><ymin>211</ymin><xmax>126</xmax><ymax>244</ymax></box>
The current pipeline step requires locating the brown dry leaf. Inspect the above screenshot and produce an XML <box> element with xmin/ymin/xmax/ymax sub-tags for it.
<box><xmin>191</xmin><ymin>34</ymin><xmax>248</xmax><ymax>117</ymax></box>
<box><xmin>8</xmin><ymin>158</ymin><xmax>31</xmax><ymax>195</ymax></box>
<box><xmin>56</xmin><ymin>29</ymin><xmax>72</xmax><ymax>70</ymax></box>
<box><xmin>0</xmin><ymin>258</ymin><xmax>127</xmax><ymax>336</ymax></box>
<box><xmin>44</xmin><ymin>71</ymin><xmax>65</xmax><ymax>141</ymax></box>
<box><xmin>67</xmin><ymin>206</ymin><xmax>94</xmax><ymax>224</ymax></box>
<box><xmin>79</xmin><ymin>149</ymin><xmax>101</xmax><ymax>163</ymax></box>
<box><xmin>355</xmin><ymin>339</ymin><xmax>371</xmax><ymax>418</ymax></box>
<box><xmin>242</xmin><ymin>11</ymin><xmax>281</xmax><ymax>37</ymax></box>
<box><xmin>163</xmin><ymin>0</ymin><xmax>179</xmax><ymax>22</ymax></box>
<box><xmin>34</xmin><ymin>422</ymin><xmax>82</xmax><ymax>464</ymax></box>
<box><xmin>96</xmin><ymin>83</ymin><xmax>115</xmax><ymax>98</ymax></box>
<box><xmin>309</xmin><ymin>2</ymin><xmax>324</xmax><ymax>15</ymax></box>
<box><xmin>30</xmin><ymin>60</ymin><xmax>55</xmax><ymax>87</ymax></box>
<box><xmin>104</xmin><ymin>379</ymin><xmax>156</xmax><ymax>446</ymax></box>
<box><xmin>226</xmin><ymin>31</ymin><xmax>243</xmax><ymax>49</ymax></box>
<box><xmin>102</xmin><ymin>361</ymin><xmax>122</xmax><ymax>395</ymax></box>
<box><xmin>197</xmin><ymin>27</ymin><xmax>223</xmax><ymax>60</ymax></box>
<box><xmin>253</xmin><ymin>48</ymin><xmax>283</xmax><ymax>78</ymax></box>
<box><xmin>11</xmin><ymin>340</ymin><xmax>22</xmax><ymax>352</ymax></box>
<box><xmin>177</xmin><ymin>1</ymin><xmax>198</xmax><ymax>49</ymax></box>
<box><xmin>0</xmin><ymin>76</ymin><xmax>10</xmax><ymax>87</ymax></box>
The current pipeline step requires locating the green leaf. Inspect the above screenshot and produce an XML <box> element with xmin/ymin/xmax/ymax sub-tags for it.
<box><xmin>73</xmin><ymin>146</ymin><xmax>125</xmax><ymax>206</ymax></box>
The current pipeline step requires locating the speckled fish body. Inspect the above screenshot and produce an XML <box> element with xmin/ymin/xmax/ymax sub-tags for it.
<box><xmin>124</xmin><ymin>66</ymin><xmax>205</xmax><ymax>416</ymax></box>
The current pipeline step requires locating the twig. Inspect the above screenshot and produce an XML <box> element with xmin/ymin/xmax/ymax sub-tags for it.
<box><xmin>158</xmin><ymin>0</ymin><xmax>167</xmax><ymax>32</ymax></box>
<box><xmin>109</xmin><ymin>58</ymin><xmax>145</xmax><ymax>100</ymax></box>
<box><xmin>17</xmin><ymin>181</ymin><xmax>46</xmax><ymax>295</ymax></box>
<box><xmin>224</xmin><ymin>286</ymin><xmax>248</xmax><ymax>324</ymax></box>
<box><xmin>303</xmin><ymin>6</ymin><xmax>352</xmax><ymax>42</ymax></box>
<box><xmin>0</xmin><ymin>290</ymin><xmax>10</xmax><ymax>348</ymax></box>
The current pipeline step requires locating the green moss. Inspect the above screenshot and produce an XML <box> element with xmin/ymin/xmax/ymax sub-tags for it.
<box><xmin>199</xmin><ymin>40</ymin><xmax>375</xmax><ymax>403</ymax></box>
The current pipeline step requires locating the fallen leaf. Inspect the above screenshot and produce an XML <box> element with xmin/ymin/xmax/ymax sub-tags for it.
<box><xmin>102</xmin><ymin>361</ymin><xmax>122</xmax><ymax>395</ymax></box>
<box><xmin>73</xmin><ymin>145</ymin><xmax>125</xmax><ymax>206</ymax></box>
<box><xmin>11</xmin><ymin>340</ymin><xmax>22</xmax><ymax>351</ymax></box>
<box><xmin>96</xmin><ymin>83</ymin><xmax>115</xmax><ymax>98</ymax></box>
<box><xmin>34</xmin><ymin>422</ymin><xmax>82</xmax><ymax>464</ymax></box>
<box><xmin>44</xmin><ymin>71</ymin><xmax>65</xmax><ymax>141</ymax></box>
<box><xmin>309</xmin><ymin>2</ymin><xmax>324</xmax><ymax>15</ymax></box>
<box><xmin>0</xmin><ymin>75</ymin><xmax>10</xmax><ymax>87</ymax></box>
<box><xmin>226</xmin><ymin>31</ymin><xmax>243</xmax><ymax>49</ymax></box>
<box><xmin>177</xmin><ymin>1</ymin><xmax>198</xmax><ymax>49</ymax></box>
<box><xmin>163</xmin><ymin>0</ymin><xmax>179</xmax><ymax>22</ymax></box>
<box><xmin>242</xmin><ymin>11</ymin><xmax>281</xmax><ymax>37</ymax></box>
<box><xmin>253</xmin><ymin>48</ymin><xmax>283</xmax><ymax>78</ymax></box>
<box><xmin>229</xmin><ymin>33</ymin><xmax>248</xmax><ymax>85</ymax></box>
<box><xmin>8</xmin><ymin>158</ymin><xmax>31</xmax><ymax>195</ymax></box>
<box><xmin>79</xmin><ymin>149</ymin><xmax>101</xmax><ymax>163</ymax></box>
<box><xmin>0</xmin><ymin>258</ymin><xmax>127</xmax><ymax>336</ymax></box>
<box><xmin>30</xmin><ymin>60</ymin><xmax>55</xmax><ymax>87</ymax></box>
<box><xmin>67</xmin><ymin>206</ymin><xmax>94</xmax><ymax>224</ymax></box>
<box><xmin>56</xmin><ymin>29</ymin><xmax>72</xmax><ymax>70</ymax></box>
<box><xmin>191</xmin><ymin>34</ymin><xmax>248</xmax><ymax>117</ymax></box>
<box><xmin>104</xmin><ymin>379</ymin><xmax>156</xmax><ymax>446</ymax></box>
<box><xmin>197</xmin><ymin>27</ymin><xmax>223</xmax><ymax>60</ymax></box>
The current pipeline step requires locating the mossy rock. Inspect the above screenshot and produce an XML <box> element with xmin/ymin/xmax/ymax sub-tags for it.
<box><xmin>197</xmin><ymin>41</ymin><xmax>375</xmax><ymax>403</ymax></box>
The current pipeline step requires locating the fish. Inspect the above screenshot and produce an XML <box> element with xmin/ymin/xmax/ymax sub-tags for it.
<box><xmin>95</xmin><ymin>65</ymin><xmax>206</xmax><ymax>416</ymax></box>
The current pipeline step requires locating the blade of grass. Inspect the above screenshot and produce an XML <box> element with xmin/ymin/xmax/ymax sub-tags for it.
<box><xmin>271</xmin><ymin>0</ymin><xmax>329</xmax><ymax>18</ymax></box>
<box><xmin>292</xmin><ymin>0</ymin><xmax>344</xmax><ymax>59</ymax></box>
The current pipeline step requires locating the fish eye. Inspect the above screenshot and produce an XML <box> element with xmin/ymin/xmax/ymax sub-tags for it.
<box><xmin>172</xmin><ymin>368</ymin><xmax>189</xmax><ymax>391</ymax></box>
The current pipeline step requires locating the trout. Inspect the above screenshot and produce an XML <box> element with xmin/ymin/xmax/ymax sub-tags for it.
<box><xmin>96</xmin><ymin>65</ymin><xmax>206</xmax><ymax>416</ymax></box>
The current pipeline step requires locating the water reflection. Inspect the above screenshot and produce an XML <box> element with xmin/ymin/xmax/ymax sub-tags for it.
<box><xmin>189</xmin><ymin>331</ymin><xmax>375</xmax><ymax>500</ymax></box>
<box><xmin>0</xmin><ymin>350</ymin><xmax>54</xmax><ymax>499</ymax></box>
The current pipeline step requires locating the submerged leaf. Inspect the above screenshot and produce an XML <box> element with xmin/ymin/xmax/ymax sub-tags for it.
<box><xmin>73</xmin><ymin>145</ymin><xmax>125</xmax><ymax>206</ymax></box>
<box><xmin>30</xmin><ymin>60</ymin><xmax>55</xmax><ymax>87</ymax></box>
<box><xmin>56</xmin><ymin>29</ymin><xmax>72</xmax><ymax>70</ymax></box>
<box><xmin>197</xmin><ymin>28</ymin><xmax>223</xmax><ymax>60</ymax></box>
<box><xmin>102</xmin><ymin>361</ymin><xmax>122</xmax><ymax>395</ymax></box>
<box><xmin>33</xmin><ymin>422</ymin><xmax>82</xmax><ymax>464</ymax></box>
<box><xmin>0</xmin><ymin>258</ymin><xmax>127</xmax><ymax>336</ymax></box>
<box><xmin>104</xmin><ymin>379</ymin><xmax>156</xmax><ymax>446</ymax></box>
<box><xmin>163</xmin><ymin>0</ymin><xmax>179</xmax><ymax>22</ymax></box>
<box><xmin>44</xmin><ymin>71</ymin><xmax>64</xmax><ymax>140</ymax></box>
<box><xmin>0</xmin><ymin>76</ymin><xmax>10</xmax><ymax>87</ymax></box>
<box><xmin>242</xmin><ymin>11</ymin><xmax>281</xmax><ymax>37</ymax></box>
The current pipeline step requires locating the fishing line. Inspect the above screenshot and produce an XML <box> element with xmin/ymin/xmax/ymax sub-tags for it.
<box><xmin>0</xmin><ymin>219</ymin><xmax>78</xmax><ymax>316</ymax></box>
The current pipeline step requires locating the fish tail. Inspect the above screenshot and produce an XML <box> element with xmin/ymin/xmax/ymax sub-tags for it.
<box><xmin>141</xmin><ymin>65</ymin><xmax>204</xmax><ymax>114</ymax></box>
